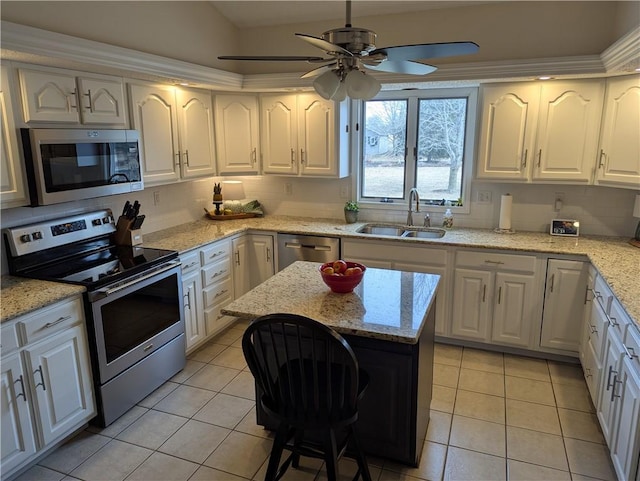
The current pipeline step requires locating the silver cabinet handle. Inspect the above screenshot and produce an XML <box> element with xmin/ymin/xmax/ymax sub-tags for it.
<box><xmin>537</xmin><ymin>149</ymin><xmax>542</xmax><ymax>167</ymax></box>
<box><xmin>34</xmin><ymin>365</ymin><xmax>46</xmax><ymax>391</ymax></box>
<box><xmin>611</xmin><ymin>375</ymin><xmax>622</xmax><ymax>402</ymax></box>
<box><xmin>214</xmin><ymin>289</ymin><xmax>228</xmax><ymax>299</ymax></box>
<box><xmin>584</xmin><ymin>368</ymin><xmax>592</xmax><ymax>378</ymax></box>
<box><xmin>484</xmin><ymin>260</ymin><xmax>504</xmax><ymax>265</ymax></box>
<box><xmin>14</xmin><ymin>375</ymin><xmax>27</xmax><ymax>401</ymax></box>
<box><xmin>482</xmin><ymin>284</ymin><xmax>487</xmax><ymax>303</ymax></box>
<box><xmin>599</xmin><ymin>149</ymin><xmax>606</xmax><ymax>168</ymax></box>
<box><xmin>608</xmin><ymin>316</ymin><xmax>619</xmax><ymax>327</ymax></box>
<box><xmin>209</xmin><ymin>250</ymin><xmax>226</xmax><ymax>259</ymax></box>
<box><xmin>497</xmin><ymin>286</ymin><xmax>502</xmax><ymax>304</ymax></box>
<box><xmin>211</xmin><ymin>269</ymin><xmax>227</xmax><ymax>279</ymax></box>
<box><xmin>183</xmin><ymin>292</ymin><xmax>191</xmax><ymax>310</ymax></box>
<box><xmin>69</xmin><ymin>88</ymin><xmax>78</xmax><ymax>110</ymax></box>
<box><xmin>235</xmin><ymin>250</ymin><xmax>240</xmax><ymax>266</ymax></box>
<box><xmin>184</xmin><ymin>150</ymin><xmax>189</xmax><ymax>166</ymax></box>
<box><xmin>522</xmin><ymin>149</ymin><xmax>528</xmax><ymax>168</ymax></box>
<box><xmin>589</xmin><ymin>324</ymin><xmax>598</xmax><ymax>335</ymax></box>
<box><xmin>606</xmin><ymin>365</ymin><xmax>617</xmax><ymax>391</ymax></box>
<box><xmin>251</xmin><ymin>147</ymin><xmax>257</xmax><ymax>164</ymax></box>
<box><xmin>182</xmin><ymin>261</ymin><xmax>198</xmax><ymax>270</ymax></box>
<box><xmin>44</xmin><ymin>315</ymin><xmax>71</xmax><ymax>329</ymax></box>
<box><xmin>549</xmin><ymin>274</ymin><xmax>555</xmax><ymax>293</ymax></box>
<box><xmin>584</xmin><ymin>285</ymin><xmax>592</xmax><ymax>304</ymax></box>
<box><xmin>175</xmin><ymin>152</ymin><xmax>181</xmax><ymax>166</ymax></box>
<box><xmin>266</xmin><ymin>247</ymin><xmax>271</xmax><ymax>263</ymax></box>
<box><xmin>290</xmin><ymin>148</ymin><xmax>295</xmax><ymax>164</ymax></box>
<box><xmin>625</xmin><ymin>346</ymin><xmax>638</xmax><ymax>360</ymax></box>
<box><xmin>83</xmin><ymin>89</ymin><xmax>94</xmax><ymax>111</ymax></box>
<box><xmin>300</xmin><ymin>149</ymin><xmax>305</xmax><ymax>164</ymax></box>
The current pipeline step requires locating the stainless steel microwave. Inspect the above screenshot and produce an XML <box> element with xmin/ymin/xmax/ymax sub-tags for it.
<box><xmin>21</xmin><ymin>128</ymin><xmax>144</xmax><ymax>206</ymax></box>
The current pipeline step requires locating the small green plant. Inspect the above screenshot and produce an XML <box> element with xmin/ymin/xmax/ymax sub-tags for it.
<box><xmin>344</xmin><ymin>201</ymin><xmax>359</xmax><ymax>212</ymax></box>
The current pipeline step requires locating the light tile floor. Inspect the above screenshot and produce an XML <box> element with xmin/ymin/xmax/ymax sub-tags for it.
<box><xmin>17</xmin><ymin>322</ymin><xmax>618</xmax><ymax>481</ymax></box>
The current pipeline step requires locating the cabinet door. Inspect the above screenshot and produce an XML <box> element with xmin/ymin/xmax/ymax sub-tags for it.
<box><xmin>232</xmin><ymin>237</ymin><xmax>251</xmax><ymax>298</ymax></box>
<box><xmin>261</xmin><ymin>94</ymin><xmax>298</xmax><ymax>174</ymax></box>
<box><xmin>610</xmin><ymin>355</ymin><xmax>640</xmax><ymax>481</ymax></box>
<box><xmin>451</xmin><ymin>268</ymin><xmax>492</xmax><ymax>341</ymax></box>
<box><xmin>491</xmin><ymin>272</ymin><xmax>535</xmax><ymax>348</ymax></box>
<box><xmin>24</xmin><ymin>325</ymin><xmax>95</xmax><ymax>446</ymax></box>
<box><xmin>129</xmin><ymin>83</ymin><xmax>180</xmax><ymax>185</ymax></box>
<box><xmin>215</xmin><ymin>94</ymin><xmax>260</xmax><ymax>174</ymax></box>
<box><xmin>540</xmin><ymin>260</ymin><xmax>589</xmax><ymax>352</ymax></box>
<box><xmin>1</xmin><ymin>354</ymin><xmax>37</xmax><ymax>474</ymax></box>
<box><xmin>76</xmin><ymin>76</ymin><xmax>127</xmax><ymax>125</ymax></box>
<box><xmin>597</xmin><ymin>330</ymin><xmax>625</xmax><ymax>446</ymax></box>
<box><xmin>176</xmin><ymin>88</ymin><xmax>216</xmax><ymax>179</ymax></box>
<box><xmin>18</xmin><ymin>68</ymin><xmax>79</xmax><ymax>123</ymax></box>
<box><xmin>533</xmin><ymin>80</ymin><xmax>604</xmax><ymax>182</ymax></box>
<box><xmin>298</xmin><ymin>93</ymin><xmax>336</xmax><ymax>176</ymax></box>
<box><xmin>1</xmin><ymin>67</ymin><xmax>28</xmax><ymax>208</ymax></box>
<box><xmin>182</xmin><ymin>269</ymin><xmax>205</xmax><ymax>351</ymax></box>
<box><xmin>476</xmin><ymin>83</ymin><xmax>539</xmax><ymax>181</ymax></box>
<box><xmin>596</xmin><ymin>75</ymin><xmax>640</xmax><ymax>188</ymax></box>
<box><xmin>248</xmin><ymin>234</ymin><xmax>275</xmax><ymax>289</ymax></box>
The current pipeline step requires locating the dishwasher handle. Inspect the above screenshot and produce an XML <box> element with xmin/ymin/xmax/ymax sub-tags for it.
<box><xmin>284</xmin><ymin>242</ymin><xmax>332</xmax><ymax>251</ymax></box>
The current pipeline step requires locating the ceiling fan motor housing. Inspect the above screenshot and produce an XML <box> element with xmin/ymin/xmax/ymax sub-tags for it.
<box><xmin>322</xmin><ymin>27</ymin><xmax>377</xmax><ymax>56</ymax></box>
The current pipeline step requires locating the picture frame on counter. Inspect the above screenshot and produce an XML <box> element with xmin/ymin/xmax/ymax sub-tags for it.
<box><xmin>550</xmin><ymin>219</ymin><xmax>580</xmax><ymax>237</ymax></box>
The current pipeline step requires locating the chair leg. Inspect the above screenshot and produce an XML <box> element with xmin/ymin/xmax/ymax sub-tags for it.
<box><xmin>323</xmin><ymin>429</ymin><xmax>339</xmax><ymax>481</ymax></box>
<box><xmin>348</xmin><ymin>425</ymin><xmax>372</xmax><ymax>481</ymax></box>
<box><xmin>265</xmin><ymin>423</ymin><xmax>289</xmax><ymax>481</ymax></box>
<box><xmin>292</xmin><ymin>429</ymin><xmax>304</xmax><ymax>469</ymax></box>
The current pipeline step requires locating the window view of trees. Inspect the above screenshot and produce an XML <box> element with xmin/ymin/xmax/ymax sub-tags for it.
<box><xmin>360</xmin><ymin>94</ymin><xmax>469</xmax><ymax>204</ymax></box>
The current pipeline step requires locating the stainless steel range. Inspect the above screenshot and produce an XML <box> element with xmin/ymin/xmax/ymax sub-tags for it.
<box><xmin>3</xmin><ymin>210</ymin><xmax>185</xmax><ymax>427</ymax></box>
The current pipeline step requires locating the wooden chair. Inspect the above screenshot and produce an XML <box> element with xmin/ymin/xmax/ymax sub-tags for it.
<box><xmin>242</xmin><ymin>313</ymin><xmax>372</xmax><ymax>481</ymax></box>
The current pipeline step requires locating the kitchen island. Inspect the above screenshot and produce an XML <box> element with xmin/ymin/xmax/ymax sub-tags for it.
<box><xmin>222</xmin><ymin>261</ymin><xmax>440</xmax><ymax>466</ymax></box>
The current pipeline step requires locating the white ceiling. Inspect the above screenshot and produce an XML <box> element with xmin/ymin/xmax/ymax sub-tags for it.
<box><xmin>210</xmin><ymin>1</ymin><xmax>489</xmax><ymax>28</ymax></box>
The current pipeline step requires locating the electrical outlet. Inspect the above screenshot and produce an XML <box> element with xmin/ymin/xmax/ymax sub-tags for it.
<box><xmin>477</xmin><ymin>190</ymin><xmax>492</xmax><ymax>204</ymax></box>
<box><xmin>153</xmin><ymin>191</ymin><xmax>160</xmax><ymax>206</ymax></box>
<box><xmin>339</xmin><ymin>186</ymin><xmax>349</xmax><ymax>199</ymax></box>
<box><xmin>555</xmin><ymin>192</ymin><xmax>565</xmax><ymax>203</ymax></box>
<box><xmin>284</xmin><ymin>182</ymin><xmax>293</xmax><ymax>195</ymax></box>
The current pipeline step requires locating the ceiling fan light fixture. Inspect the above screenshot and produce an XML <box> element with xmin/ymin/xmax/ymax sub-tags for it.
<box><xmin>331</xmin><ymin>79</ymin><xmax>348</xmax><ymax>102</ymax></box>
<box><xmin>313</xmin><ymin>69</ymin><xmax>341</xmax><ymax>100</ymax></box>
<box><xmin>345</xmin><ymin>69</ymin><xmax>381</xmax><ymax>100</ymax></box>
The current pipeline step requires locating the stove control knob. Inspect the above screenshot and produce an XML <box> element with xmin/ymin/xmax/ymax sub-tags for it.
<box><xmin>20</xmin><ymin>234</ymin><xmax>31</xmax><ymax>243</ymax></box>
<box><xmin>32</xmin><ymin>231</ymin><xmax>43</xmax><ymax>240</ymax></box>
<box><xmin>92</xmin><ymin>219</ymin><xmax>102</xmax><ymax>226</ymax></box>
<box><xmin>102</xmin><ymin>216</ymin><xmax>112</xmax><ymax>225</ymax></box>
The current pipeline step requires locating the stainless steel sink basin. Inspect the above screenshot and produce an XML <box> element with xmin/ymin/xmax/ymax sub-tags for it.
<box><xmin>356</xmin><ymin>224</ymin><xmax>446</xmax><ymax>239</ymax></box>
<box><xmin>357</xmin><ymin>224</ymin><xmax>406</xmax><ymax>236</ymax></box>
<box><xmin>401</xmin><ymin>228</ymin><xmax>446</xmax><ymax>239</ymax></box>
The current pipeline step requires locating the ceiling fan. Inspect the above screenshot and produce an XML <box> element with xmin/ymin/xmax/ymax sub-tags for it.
<box><xmin>218</xmin><ymin>0</ymin><xmax>479</xmax><ymax>100</ymax></box>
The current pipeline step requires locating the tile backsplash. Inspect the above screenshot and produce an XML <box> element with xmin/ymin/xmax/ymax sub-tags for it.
<box><xmin>1</xmin><ymin>176</ymin><xmax>638</xmax><ymax>274</ymax></box>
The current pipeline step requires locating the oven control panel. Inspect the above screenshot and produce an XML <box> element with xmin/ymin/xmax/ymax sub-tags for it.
<box><xmin>3</xmin><ymin>209</ymin><xmax>116</xmax><ymax>257</ymax></box>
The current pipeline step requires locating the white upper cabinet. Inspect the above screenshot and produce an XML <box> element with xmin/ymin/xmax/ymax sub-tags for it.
<box><xmin>129</xmin><ymin>82</ymin><xmax>216</xmax><ymax>186</ymax></box>
<box><xmin>261</xmin><ymin>93</ymin><xmax>349</xmax><ymax>178</ymax></box>
<box><xmin>18</xmin><ymin>65</ymin><xmax>126</xmax><ymax>125</ymax></box>
<box><xmin>215</xmin><ymin>94</ymin><xmax>260</xmax><ymax>175</ymax></box>
<box><xmin>1</xmin><ymin>65</ymin><xmax>29</xmax><ymax>209</ymax></box>
<box><xmin>477</xmin><ymin>79</ymin><xmax>604</xmax><ymax>184</ymax></box>
<box><xmin>595</xmin><ymin>74</ymin><xmax>640</xmax><ymax>189</ymax></box>
<box><xmin>533</xmin><ymin>80</ymin><xmax>604</xmax><ymax>182</ymax></box>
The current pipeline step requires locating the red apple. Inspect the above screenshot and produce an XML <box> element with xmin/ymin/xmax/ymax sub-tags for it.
<box><xmin>333</xmin><ymin>260</ymin><xmax>348</xmax><ymax>274</ymax></box>
<box><xmin>322</xmin><ymin>266</ymin><xmax>335</xmax><ymax>275</ymax></box>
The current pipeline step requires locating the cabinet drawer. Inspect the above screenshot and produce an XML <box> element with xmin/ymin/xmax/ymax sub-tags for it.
<box><xmin>624</xmin><ymin>326</ymin><xmax>640</xmax><ymax>370</ymax></box>
<box><xmin>18</xmin><ymin>298</ymin><xmax>84</xmax><ymax>345</ymax></box>
<box><xmin>180</xmin><ymin>250</ymin><xmax>200</xmax><ymax>274</ymax></box>
<box><xmin>342</xmin><ymin>240</ymin><xmax>448</xmax><ymax>266</ymax></box>
<box><xmin>200</xmin><ymin>240</ymin><xmax>231</xmax><ymax>266</ymax></box>
<box><xmin>0</xmin><ymin>323</ymin><xmax>20</xmax><ymax>356</ymax></box>
<box><xmin>201</xmin><ymin>257</ymin><xmax>232</xmax><ymax>287</ymax></box>
<box><xmin>592</xmin><ymin>274</ymin><xmax>613</xmax><ymax>313</ymax></box>
<box><xmin>203</xmin><ymin>277</ymin><xmax>232</xmax><ymax>309</ymax></box>
<box><xmin>609</xmin><ymin>298</ymin><xmax>632</xmax><ymax>341</ymax></box>
<box><xmin>455</xmin><ymin>250</ymin><xmax>536</xmax><ymax>273</ymax></box>
<box><xmin>204</xmin><ymin>298</ymin><xmax>234</xmax><ymax>337</ymax></box>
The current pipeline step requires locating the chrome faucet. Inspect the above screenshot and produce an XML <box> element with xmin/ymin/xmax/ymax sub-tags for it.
<box><xmin>406</xmin><ymin>188</ymin><xmax>420</xmax><ymax>226</ymax></box>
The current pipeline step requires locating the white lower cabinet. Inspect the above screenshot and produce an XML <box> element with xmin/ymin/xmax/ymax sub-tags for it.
<box><xmin>451</xmin><ymin>250</ymin><xmax>539</xmax><ymax>348</ymax></box>
<box><xmin>0</xmin><ymin>297</ymin><xmax>96</xmax><ymax>479</ymax></box>
<box><xmin>341</xmin><ymin>239</ymin><xmax>451</xmax><ymax>336</ymax></box>
<box><xmin>540</xmin><ymin>259</ymin><xmax>589</xmax><ymax>352</ymax></box>
<box><xmin>232</xmin><ymin>233</ymin><xmax>275</xmax><ymax>299</ymax></box>
<box><xmin>180</xmin><ymin>250</ymin><xmax>204</xmax><ymax>351</ymax></box>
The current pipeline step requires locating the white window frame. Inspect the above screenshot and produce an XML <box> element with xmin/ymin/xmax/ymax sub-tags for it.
<box><xmin>352</xmin><ymin>87</ymin><xmax>478</xmax><ymax>215</ymax></box>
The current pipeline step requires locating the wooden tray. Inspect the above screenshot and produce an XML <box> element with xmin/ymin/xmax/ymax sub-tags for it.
<box><xmin>205</xmin><ymin>211</ymin><xmax>257</xmax><ymax>220</ymax></box>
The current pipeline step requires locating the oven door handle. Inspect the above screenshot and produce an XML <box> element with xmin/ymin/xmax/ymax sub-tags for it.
<box><xmin>94</xmin><ymin>261</ymin><xmax>181</xmax><ymax>297</ymax></box>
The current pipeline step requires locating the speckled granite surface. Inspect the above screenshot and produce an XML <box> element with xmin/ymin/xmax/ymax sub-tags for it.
<box><xmin>1</xmin><ymin>276</ymin><xmax>85</xmax><ymax>323</ymax></box>
<box><xmin>222</xmin><ymin>261</ymin><xmax>439</xmax><ymax>344</ymax></box>
<box><xmin>4</xmin><ymin>214</ymin><xmax>639</xmax><ymax>331</ymax></box>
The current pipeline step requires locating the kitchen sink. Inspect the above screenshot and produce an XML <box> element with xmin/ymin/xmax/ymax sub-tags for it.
<box><xmin>356</xmin><ymin>224</ymin><xmax>446</xmax><ymax>239</ymax></box>
<box><xmin>401</xmin><ymin>228</ymin><xmax>446</xmax><ymax>239</ymax></box>
<box><xmin>357</xmin><ymin>224</ymin><xmax>406</xmax><ymax>236</ymax></box>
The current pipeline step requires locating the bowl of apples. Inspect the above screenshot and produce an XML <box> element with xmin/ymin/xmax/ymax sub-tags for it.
<box><xmin>319</xmin><ymin>260</ymin><xmax>366</xmax><ymax>293</ymax></box>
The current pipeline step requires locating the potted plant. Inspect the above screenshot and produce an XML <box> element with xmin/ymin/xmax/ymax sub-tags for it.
<box><xmin>344</xmin><ymin>201</ymin><xmax>359</xmax><ymax>224</ymax></box>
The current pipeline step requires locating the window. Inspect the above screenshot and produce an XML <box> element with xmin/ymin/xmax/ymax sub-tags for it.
<box><xmin>358</xmin><ymin>88</ymin><xmax>477</xmax><ymax>210</ymax></box>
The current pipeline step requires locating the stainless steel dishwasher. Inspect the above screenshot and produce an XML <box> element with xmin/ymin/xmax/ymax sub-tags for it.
<box><xmin>277</xmin><ymin>234</ymin><xmax>340</xmax><ymax>271</ymax></box>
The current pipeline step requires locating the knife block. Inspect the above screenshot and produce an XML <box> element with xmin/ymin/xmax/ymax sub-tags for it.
<box><xmin>114</xmin><ymin>216</ymin><xmax>143</xmax><ymax>246</ymax></box>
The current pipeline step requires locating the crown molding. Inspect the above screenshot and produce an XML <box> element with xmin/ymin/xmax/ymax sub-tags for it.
<box><xmin>601</xmin><ymin>25</ymin><xmax>640</xmax><ymax>73</ymax></box>
<box><xmin>1</xmin><ymin>20</ymin><xmax>636</xmax><ymax>93</ymax></box>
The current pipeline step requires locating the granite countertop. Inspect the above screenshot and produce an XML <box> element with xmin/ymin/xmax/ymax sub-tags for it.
<box><xmin>1</xmin><ymin>276</ymin><xmax>85</xmax><ymax>323</ymax></box>
<box><xmin>143</xmin><ymin>215</ymin><xmax>639</xmax><ymax>329</ymax></box>
<box><xmin>222</xmin><ymin>261</ymin><xmax>440</xmax><ymax>344</ymax></box>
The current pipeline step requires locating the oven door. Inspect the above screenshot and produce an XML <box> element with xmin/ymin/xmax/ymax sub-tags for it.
<box><xmin>90</xmin><ymin>261</ymin><xmax>184</xmax><ymax>384</ymax></box>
